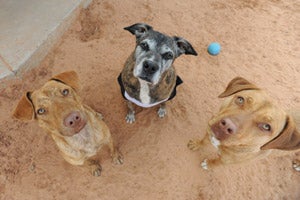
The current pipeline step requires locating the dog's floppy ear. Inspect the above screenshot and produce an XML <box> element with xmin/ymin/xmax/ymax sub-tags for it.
<box><xmin>13</xmin><ymin>92</ymin><xmax>35</xmax><ymax>120</ymax></box>
<box><xmin>218</xmin><ymin>77</ymin><xmax>259</xmax><ymax>98</ymax></box>
<box><xmin>51</xmin><ymin>71</ymin><xmax>80</xmax><ymax>91</ymax></box>
<box><xmin>173</xmin><ymin>36</ymin><xmax>198</xmax><ymax>57</ymax></box>
<box><xmin>261</xmin><ymin>115</ymin><xmax>300</xmax><ymax>150</ymax></box>
<box><xmin>124</xmin><ymin>23</ymin><xmax>153</xmax><ymax>39</ymax></box>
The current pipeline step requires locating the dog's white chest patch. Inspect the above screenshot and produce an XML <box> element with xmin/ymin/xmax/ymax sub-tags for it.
<box><xmin>139</xmin><ymin>79</ymin><xmax>151</xmax><ymax>104</ymax></box>
<box><xmin>210</xmin><ymin>136</ymin><xmax>220</xmax><ymax>148</ymax></box>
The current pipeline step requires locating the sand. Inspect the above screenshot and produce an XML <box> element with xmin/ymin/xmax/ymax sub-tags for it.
<box><xmin>0</xmin><ymin>0</ymin><xmax>299</xmax><ymax>199</ymax></box>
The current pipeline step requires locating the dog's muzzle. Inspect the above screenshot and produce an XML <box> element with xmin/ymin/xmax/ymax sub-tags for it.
<box><xmin>211</xmin><ymin>118</ymin><xmax>237</xmax><ymax>140</ymax></box>
<box><xmin>138</xmin><ymin>60</ymin><xmax>159</xmax><ymax>83</ymax></box>
<box><xmin>63</xmin><ymin>111</ymin><xmax>87</xmax><ymax>136</ymax></box>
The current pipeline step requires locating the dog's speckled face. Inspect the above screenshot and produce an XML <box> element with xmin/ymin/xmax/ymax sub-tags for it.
<box><xmin>29</xmin><ymin>81</ymin><xmax>87</xmax><ymax>137</ymax></box>
<box><xmin>207</xmin><ymin>77</ymin><xmax>300</xmax><ymax>151</ymax></box>
<box><xmin>208</xmin><ymin>90</ymin><xmax>287</xmax><ymax>149</ymax></box>
<box><xmin>13</xmin><ymin>71</ymin><xmax>87</xmax><ymax>137</ymax></box>
<box><xmin>124</xmin><ymin>23</ymin><xmax>197</xmax><ymax>85</ymax></box>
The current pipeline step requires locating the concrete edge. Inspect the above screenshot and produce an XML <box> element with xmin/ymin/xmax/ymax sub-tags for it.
<box><xmin>1</xmin><ymin>0</ymin><xmax>92</xmax><ymax>81</ymax></box>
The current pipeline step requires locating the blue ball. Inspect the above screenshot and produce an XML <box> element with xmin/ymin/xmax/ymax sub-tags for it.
<box><xmin>207</xmin><ymin>42</ymin><xmax>221</xmax><ymax>56</ymax></box>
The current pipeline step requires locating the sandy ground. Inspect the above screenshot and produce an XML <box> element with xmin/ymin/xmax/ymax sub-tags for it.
<box><xmin>1</xmin><ymin>0</ymin><xmax>300</xmax><ymax>199</ymax></box>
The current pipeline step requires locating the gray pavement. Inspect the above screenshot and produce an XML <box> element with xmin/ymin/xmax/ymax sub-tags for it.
<box><xmin>0</xmin><ymin>0</ymin><xmax>91</xmax><ymax>80</ymax></box>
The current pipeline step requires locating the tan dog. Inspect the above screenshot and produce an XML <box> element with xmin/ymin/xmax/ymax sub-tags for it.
<box><xmin>13</xmin><ymin>71</ymin><xmax>123</xmax><ymax>176</ymax></box>
<box><xmin>188</xmin><ymin>77</ymin><xmax>300</xmax><ymax>169</ymax></box>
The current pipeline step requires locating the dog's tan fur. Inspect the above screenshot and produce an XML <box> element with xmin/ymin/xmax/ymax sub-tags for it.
<box><xmin>13</xmin><ymin>71</ymin><xmax>123</xmax><ymax>176</ymax></box>
<box><xmin>188</xmin><ymin>77</ymin><xmax>300</xmax><ymax>169</ymax></box>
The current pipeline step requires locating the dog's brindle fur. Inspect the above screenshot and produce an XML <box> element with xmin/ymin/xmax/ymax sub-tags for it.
<box><xmin>121</xmin><ymin>52</ymin><xmax>177</xmax><ymax>102</ymax></box>
<box><xmin>120</xmin><ymin>23</ymin><xmax>197</xmax><ymax>123</ymax></box>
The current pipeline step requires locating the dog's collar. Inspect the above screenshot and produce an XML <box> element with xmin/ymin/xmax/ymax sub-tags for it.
<box><xmin>118</xmin><ymin>73</ymin><xmax>183</xmax><ymax>108</ymax></box>
<box><xmin>124</xmin><ymin>91</ymin><xmax>169</xmax><ymax>108</ymax></box>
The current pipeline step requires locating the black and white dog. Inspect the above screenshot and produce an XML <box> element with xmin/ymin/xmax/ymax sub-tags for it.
<box><xmin>118</xmin><ymin>23</ymin><xmax>197</xmax><ymax>123</ymax></box>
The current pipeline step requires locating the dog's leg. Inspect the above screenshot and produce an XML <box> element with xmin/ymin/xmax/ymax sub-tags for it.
<box><xmin>86</xmin><ymin>159</ymin><xmax>102</xmax><ymax>177</ymax></box>
<box><xmin>126</xmin><ymin>101</ymin><xmax>135</xmax><ymax>123</ymax></box>
<box><xmin>157</xmin><ymin>102</ymin><xmax>167</xmax><ymax>118</ymax></box>
<box><xmin>107</xmin><ymin>137</ymin><xmax>124</xmax><ymax>165</ymax></box>
<box><xmin>187</xmin><ymin>134</ymin><xmax>211</xmax><ymax>151</ymax></box>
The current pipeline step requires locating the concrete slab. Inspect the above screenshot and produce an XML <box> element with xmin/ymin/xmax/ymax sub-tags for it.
<box><xmin>0</xmin><ymin>59</ymin><xmax>14</xmax><ymax>79</ymax></box>
<box><xmin>0</xmin><ymin>0</ymin><xmax>91</xmax><ymax>79</ymax></box>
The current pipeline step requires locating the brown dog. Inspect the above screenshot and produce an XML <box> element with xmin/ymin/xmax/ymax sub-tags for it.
<box><xmin>13</xmin><ymin>71</ymin><xmax>123</xmax><ymax>176</ymax></box>
<box><xmin>188</xmin><ymin>77</ymin><xmax>300</xmax><ymax>169</ymax></box>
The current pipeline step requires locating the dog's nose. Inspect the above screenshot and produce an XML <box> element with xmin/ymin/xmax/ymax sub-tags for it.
<box><xmin>64</xmin><ymin>111</ymin><xmax>82</xmax><ymax>129</ymax></box>
<box><xmin>143</xmin><ymin>61</ymin><xmax>158</xmax><ymax>75</ymax></box>
<box><xmin>219</xmin><ymin>118</ymin><xmax>237</xmax><ymax>135</ymax></box>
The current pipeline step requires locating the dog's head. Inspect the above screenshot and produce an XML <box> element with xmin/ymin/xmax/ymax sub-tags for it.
<box><xmin>13</xmin><ymin>71</ymin><xmax>87</xmax><ymax>137</ymax></box>
<box><xmin>124</xmin><ymin>23</ymin><xmax>197</xmax><ymax>85</ymax></box>
<box><xmin>209</xmin><ymin>77</ymin><xmax>300</xmax><ymax>151</ymax></box>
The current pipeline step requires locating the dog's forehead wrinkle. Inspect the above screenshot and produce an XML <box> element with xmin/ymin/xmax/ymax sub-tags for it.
<box><xmin>144</xmin><ymin>31</ymin><xmax>174</xmax><ymax>49</ymax></box>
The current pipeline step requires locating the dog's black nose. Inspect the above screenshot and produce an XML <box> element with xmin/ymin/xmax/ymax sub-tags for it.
<box><xmin>143</xmin><ymin>61</ymin><xmax>158</xmax><ymax>75</ymax></box>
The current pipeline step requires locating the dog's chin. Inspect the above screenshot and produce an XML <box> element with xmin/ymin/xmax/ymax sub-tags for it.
<box><xmin>137</xmin><ymin>76</ymin><xmax>154</xmax><ymax>85</ymax></box>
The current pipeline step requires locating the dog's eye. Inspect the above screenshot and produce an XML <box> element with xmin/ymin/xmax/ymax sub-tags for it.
<box><xmin>62</xmin><ymin>89</ymin><xmax>69</xmax><ymax>96</ymax></box>
<box><xmin>37</xmin><ymin>108</ymin><xmax>46</xmax><ymax>115</ymax></box>
<box><xmin>162</xmin><ymin>52</ymin><xmax>173</xmax><ymax>60</ymax></box>
<box><xmin>140</xmin><ymin>43</ymin><xmax>149</xmax><ymax>51</ymax></box>
<box><xmin>259</xmin><ymin>123</ymin><xmax>272</xmax><ymax>132</ymax></box>
<box><xmin>235</xmin><ymin>96</ymin><xmax>245</xmax><ymax>105</ymax></box>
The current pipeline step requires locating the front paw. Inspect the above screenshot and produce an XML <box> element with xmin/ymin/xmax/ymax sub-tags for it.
<box><xmin>292</xmin><ymin>160</ymin><xmax>300</xmax><ymax>172</ymax></box>
<box><xmin>157</xmin><ymin>107</ymin><xmax>167</xmax><ymax>118</ymax></box>
<box><xmin>91</xmin><ymin>163</ymin><xmax>102</xmax><ymax>177</ymax></box>
<box><xmin>112</xmin><ymin>151</ymin><xmax>124</xmax><ymax>165</ymax></box>
<box><xmin>126</xmin><ymin>112</ymin><xmax>135</xmax><ymax>123</ymax></box>
<box><xmin>187</xmin><ymin>139</ymin><xmax>202</xmax><ymax>151</ymax></box>
<box><xmin>201</xmin><ymin>159</ymin><xmax>208</xmax><ymax>170</ymax></box>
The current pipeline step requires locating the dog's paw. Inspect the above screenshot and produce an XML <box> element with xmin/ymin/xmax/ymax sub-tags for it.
<box><xmin>201</xmin><ymin>159</ymin><xmax>209</xmax><ymax>170</ymax></box>
<box><xmin>126</xmin><ymin>113</ymin><xmax>135</xmax><ymax>123</ymax></box>
<box><xmin>92</xmin><ymin>164</ymin><xmax>102</xmax><ymax>177</ymax></box>
<box><xmin>292</xmin><ymin>160</ymin><xmax>300</xmax><ymax>172</ymax></box>
<box><xmin>157</xmin><ymin>107</ymin><xmax>167</xmax><ymax>118</ymax></box>
<box><xmin>112</xmin><ymin>152</ymin><xmax>124</xmax><ymax>165</ymax></box>
<box><xmin>187</xmin><ymin>139</ymin><xmax>201</xmax><ymax>151</ymax></box>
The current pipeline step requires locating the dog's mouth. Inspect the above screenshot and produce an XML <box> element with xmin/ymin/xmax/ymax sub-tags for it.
<box><xmin>73</xmin><ymin>119</ymin><xmax>87</xmax><ymax>133</ymax></box>
<box><xmin>62</xmin><ymin>120</ymin><xmax>87</xmax><ymax>137</ymax></box>
<box><xmin>211</xmin><ymin>125</ymin><xmax>231</xmax><ymax>141</ymax></box>
<box><xmin>138</xmin><ymin>76</ymin><xmax>153</xmax><ymax>84</ymax></box>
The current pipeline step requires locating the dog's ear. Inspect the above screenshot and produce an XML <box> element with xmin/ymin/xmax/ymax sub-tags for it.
<box><xmin>218</xmin><ymin>77</ymin><xmax>259</xmax><ymax>98</ymax></box>
<box><xmin>173</xmin><ymin>36</ymin><xmax>198</xmax><ymax>57</ymax></box>
<box><xmin>124</xmin><ymin>23</ymin><xmax>153</xmax><ymax>38</ymax></box>
<box><xmin>13</xmin><ymin>92</ymin><xmax>35</xmax><ymax>120</ymax></box>
<box><xmin>261</xmin><ymin>115</ymin><xmax>300</xmax><ymax>150</ymax></box>
<box><xmin>51</xmin><ymin>71</ymin><xmax>80</xmax><ymax>91</ymax></box>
